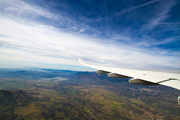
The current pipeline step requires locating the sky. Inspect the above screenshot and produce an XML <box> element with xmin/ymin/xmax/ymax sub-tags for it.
<box><xmin>0</xmin><ymin>0</ymin><xmax>180</xmax><ymax>71</ymax></box>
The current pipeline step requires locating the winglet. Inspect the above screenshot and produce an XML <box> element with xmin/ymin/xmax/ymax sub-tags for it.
<box><xmin>78</xmin><ymin>58</ymin><xmax>86</xmax><ymax>65</ymax></box>
<box><xmin>78</xmin><ymin>58</ymin><xmax>96</xmax><ymax>69</ymax></box>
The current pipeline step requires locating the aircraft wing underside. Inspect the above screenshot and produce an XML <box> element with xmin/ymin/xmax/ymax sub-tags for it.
<box><xmin>78</xmin><ymin>58</ymin><xmax>180</xmax><ymax>91</ymax></box>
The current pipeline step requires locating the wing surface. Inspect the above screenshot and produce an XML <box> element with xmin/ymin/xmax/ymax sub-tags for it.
<box><xmin>78</xmin><ymin>58</ymin><xmax>180</xmax><ymax>90</ymax></box>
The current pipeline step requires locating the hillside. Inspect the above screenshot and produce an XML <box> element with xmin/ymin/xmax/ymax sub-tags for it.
<box><xmin>0</xmin><ymin>69</ymin><xmax>180</xmax><ymax>120</ymax></box>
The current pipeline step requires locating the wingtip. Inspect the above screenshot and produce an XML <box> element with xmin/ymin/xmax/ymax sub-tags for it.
<box><xmin>78</xmin><ymin>58</ymin><xmax>86</xmax><ymax>64</ymax></box>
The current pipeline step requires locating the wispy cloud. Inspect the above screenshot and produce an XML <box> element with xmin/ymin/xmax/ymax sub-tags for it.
<box><xmin>136</xmin><ymin>35</ymin><xmax>180</xmax><ymax>47</ymax></box>
<box><xmin>114</xmin><ymin>0</ymin><xmax>161</xmax><ymax>17</ymax></box>
<box><xmin>143</xmin><ymin>0</ymin><xmax>177</xmax><ymax>29</ymax></box>
<box><xmin>94</xmin><ymin>0</ymin><xmax>161</xmax><ymax>21</ymax></box>
<box><xmin>1</xmin><ymin>0</ymin><xmax>59</xmax><ymax>20</ymax></box>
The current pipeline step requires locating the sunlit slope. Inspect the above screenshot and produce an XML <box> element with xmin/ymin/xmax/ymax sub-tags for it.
<box><xmin>0</xmin><ymin>79</ymin><xmax>180</xmax><ymax>120</ymax></box>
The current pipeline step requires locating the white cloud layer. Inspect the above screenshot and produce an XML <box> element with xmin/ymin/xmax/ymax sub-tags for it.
<box><xmin>0</xmin><ymin>0</ymin><xmax>180</xmax><ymax>71</ymax></box>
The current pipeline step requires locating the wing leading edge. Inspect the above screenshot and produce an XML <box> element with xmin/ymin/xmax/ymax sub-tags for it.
<box><xmin>78</xmin><ymin>58</ymin><xmax>180</xmax><ymax>105</ymax></box>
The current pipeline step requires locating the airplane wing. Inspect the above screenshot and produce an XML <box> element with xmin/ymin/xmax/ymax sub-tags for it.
<box><xmin>78</xmin><ymin>58</ymin><xmax>180</xmax><ymax>105</ymax></box>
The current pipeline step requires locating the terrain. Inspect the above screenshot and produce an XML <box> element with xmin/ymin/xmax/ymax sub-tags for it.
<box><xmin>0</xmin><ymin>68</ymin><xmax>180</xmax><ymax>120</ymax></box>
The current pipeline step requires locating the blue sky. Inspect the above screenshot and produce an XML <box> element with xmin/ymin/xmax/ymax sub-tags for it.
<box><xmin>0</xmin><ymin>0</ymin><xmax>180</xmax><ymax>71</ymax></box>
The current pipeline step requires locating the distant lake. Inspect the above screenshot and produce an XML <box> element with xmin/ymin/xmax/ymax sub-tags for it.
<box><xmin>40</xmin><ymin>77</ymin><xmax>68</xmax><ymax>81</ymax></box>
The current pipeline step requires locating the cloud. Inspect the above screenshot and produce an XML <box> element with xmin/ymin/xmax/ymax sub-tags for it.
<box><xmin>136</xmin><ymin>35</ymin><xmax>179</xmax><ymax>47</ymax></box>
<box><xmin>0</xmin><ymin>16</ymin><xmax>179</xmax><ymax>69</ymax></box>
<box><xmin>143</xmin><ymin>0</ymin><xmax>177</xmax><ymax>29</ymax></box>
<box><xmin>114</xmin><ymin>0</ymin><xmax>161</xmax><ymax>17</ymax></box>
<box><xmin>0</xmin><ymin>0</ymin><xmax>58</xmax><ymax>20</ymax></box>
<box><xmin>94</xmin><ymin>0</ymin><xmax>161</xmax><ymax>21</ymax></box>
<box><xmin>0</xmin><ymin>0</ymin><xmax>180</xmax><ymax>71</ymax></box>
